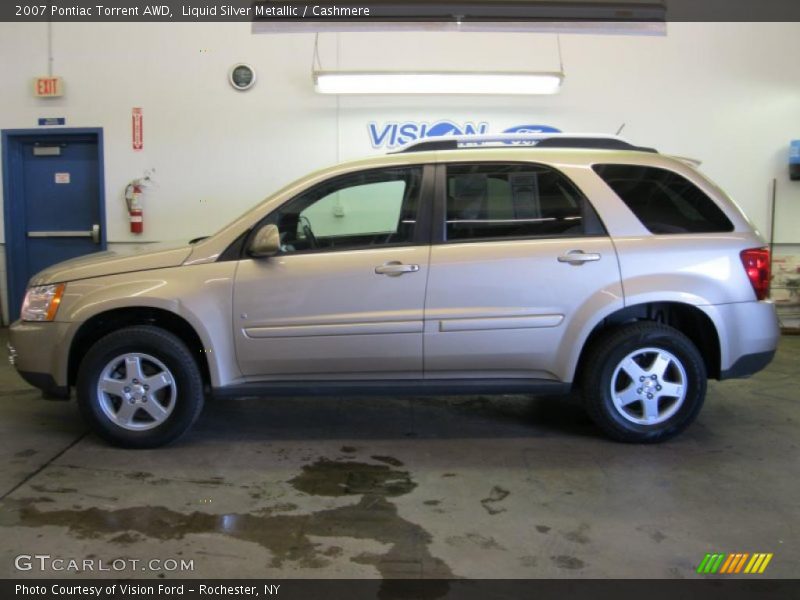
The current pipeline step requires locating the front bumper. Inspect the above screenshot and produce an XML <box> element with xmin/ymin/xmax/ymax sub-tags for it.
<box><xmin>8</xmin><ymin>320</ymin><xmax>73</xmax><ymax>398</ymax></box>
<box><xmin>16</xmin><ymin>369</ymin><xmax>70</xmax><ymax>398</ymax></box>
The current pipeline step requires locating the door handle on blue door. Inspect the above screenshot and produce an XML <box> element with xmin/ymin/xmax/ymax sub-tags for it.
<box><xmin>375</xmin><ymin>262</ymin><xmax>420</xmax><ymax>276</ymax></box>
<box><xmin>557</xmin><ymin>251</ymin><xmax>602</xmax><ymax>265</ymax></box>
<box><xmin>27</xmin><ymin>225</ymin><xmax>101</xmax><ymax>244</ymax></box>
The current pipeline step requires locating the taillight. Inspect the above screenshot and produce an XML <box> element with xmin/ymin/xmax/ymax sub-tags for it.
<box><xmin>740</xmin><ymin>247</ymin><xmax>771</xmax><ymax>301</ymax></box>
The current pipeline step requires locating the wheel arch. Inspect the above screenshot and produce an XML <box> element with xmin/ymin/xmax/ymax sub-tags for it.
<box><xmin>68</xmin><ymin>307</ymin><xmax>211</xmax><ymax>389</ymax></box>
<box><xmin>573</xmin><ymin>301</ymin><xmax>722</xmax><ymax>383</ymax></box>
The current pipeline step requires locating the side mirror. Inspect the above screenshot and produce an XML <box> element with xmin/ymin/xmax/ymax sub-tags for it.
<box><xmin>248</xmin><ymin>224</ymin><xmax>281</xmax><ymax>258</ymax></box>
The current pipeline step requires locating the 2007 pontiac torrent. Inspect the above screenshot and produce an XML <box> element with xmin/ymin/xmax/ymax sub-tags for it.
<box><xmin>8</xmin><ymin>134</ymin><xmax>779</xmax><ymax>447</ymax></box>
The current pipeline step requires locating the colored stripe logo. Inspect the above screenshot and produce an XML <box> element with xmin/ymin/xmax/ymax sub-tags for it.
<box><xmin>697</xmin><ymin>553</ymin><xmax>773</xmax><ymax>574</ymax></box>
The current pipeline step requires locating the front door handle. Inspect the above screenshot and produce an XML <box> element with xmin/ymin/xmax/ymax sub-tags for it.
<box><xmin>375</xmin><ymin>261</ymin><xmax>420</xmax><ymax>277</ymax></box>
<box><xmin>91</xmin><ymin>223</ymin><xmax>101</xmax><ymax>244</ymax></box>
<box><xmin>557</xmin><ymin>251</ymin><xmax>601</xmax><ymax>265</ymax></box>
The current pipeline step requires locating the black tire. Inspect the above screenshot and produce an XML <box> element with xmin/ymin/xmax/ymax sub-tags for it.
<box><xmin>76</xmin><ymin>326</ymin><xmax>204</xmax><ymax>448</ymax></box>
<box><xmin>581</xmin><ymin>322</ymin><xmax>706</xmax><ymax>443</ymax></box>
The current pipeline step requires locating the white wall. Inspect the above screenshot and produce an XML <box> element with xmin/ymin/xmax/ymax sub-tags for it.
<box><xmin>1</xmin><ymin>22</ymin><xmax>799</xmax><ymax>322</ymax></box>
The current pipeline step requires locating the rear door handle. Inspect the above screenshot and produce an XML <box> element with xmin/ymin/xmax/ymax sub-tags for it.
<box><xmin>375</xmin><ymin>262</ymin><xmax>420</xmax><ymax>276</ymax></box>
<box><xmin>557</xmin><ymin>251</ymin><xmax>601</xmax><ymax>265</ymax></box>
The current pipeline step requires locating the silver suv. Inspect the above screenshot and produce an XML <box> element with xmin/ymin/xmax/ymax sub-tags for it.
<box><xmin>8</xmin><ymin>134</ymin><xmax>779</xmax><ymax>447</ymax></box>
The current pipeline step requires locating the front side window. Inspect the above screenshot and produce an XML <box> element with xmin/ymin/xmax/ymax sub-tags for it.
<box><xmin>592</xmin><ymin>164</ymin><xmax>734</xmax><ymax>234</ymax></box>
<box><xmin>445</xmin><ymin>163</ymin><xmax>598</xmax><ymax>241</ymax></box>
<box><xmin>268</xmin><ymin>167</ymin><xmax>422</xmax><ymax>254</ymax></box>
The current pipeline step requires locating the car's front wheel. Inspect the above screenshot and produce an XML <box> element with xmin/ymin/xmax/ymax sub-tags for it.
<box><xmin>582</xmin><ymin>322</ymin><xmax>707</xmax><ymax>443</ymax></box>
<box><xmin>77</xmin><ymin>326</ymin><xmax>204</xmax><ymax>448</ymax></box>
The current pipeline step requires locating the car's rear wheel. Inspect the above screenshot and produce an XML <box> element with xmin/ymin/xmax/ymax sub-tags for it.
<box><xmin>77</xmin><ymin>326</ymin><xmax>204</xmax><ymax>448</ymax></box>
<box><xmin>582</xmin><ymin>322</ymin><xmax>706</xmax><ymax>443</ymax></box>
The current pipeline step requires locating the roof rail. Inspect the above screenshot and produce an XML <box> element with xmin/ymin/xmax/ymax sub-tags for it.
<box><xmin>396</xmin><ymin>133</ymin><xmax>658</xmax><ymax>154</ymax></box>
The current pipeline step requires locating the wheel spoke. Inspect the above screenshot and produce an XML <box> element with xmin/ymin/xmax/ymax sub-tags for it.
<box><xmin>100</xmin><ymin>377</ymin><xmax>127</xmax><ymax>398</ymax></box>
<box><xmin>144</xmin><ymin>371</ymin><xmax>173</xmax><ymax>393</ymax></box>
<box><xmin>141</xmin><ymin>398</ymin><xmax>169</xmax><ymax>423</ymax></box>
<box><xmin>642</xmin><ymin>397</ymin><xmax>660</xmax><ymax>422</ymax></box>
<box><xmin>115</xmin><ymin>401</ymin><xmax>138</xmax><ymax>426</ymax></box>
<box><xmin>648</xmin><ymin>353</ymin><xmax>671</xmax><ymax>379</ymax></box>
<box><xmin>620</xmin><ymin>357</ymin><xmax>647</xmax><ymax>382</ymax></box>
<box><xmin>124</xmin><ymin>356</ymin><xmax>145</xmax><ymax>382</ymax></box>
<box><xmin>616</xmin><ymin>384</ymin><xmax>641</xmax><ymax>407</ymax></box>
<box><xmin>658</xmin><ymin>382</ymin><xmax>684</xmax><ymax>399</ymax></box>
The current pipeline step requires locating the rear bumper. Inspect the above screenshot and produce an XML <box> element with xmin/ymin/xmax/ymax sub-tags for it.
<box><xmin>705</xmin><ymin>301</ymin><xmax>779</xmax><ymax>380</ymax></box>
<box><xmin>719</xmin><ymin>349</ymin><xmax>776</xmax><ymax>380</ymax></box>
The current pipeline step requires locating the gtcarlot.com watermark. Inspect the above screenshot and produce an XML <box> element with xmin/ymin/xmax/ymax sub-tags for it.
<box><xmin>15</xmin><ymin>554</ymin><xmax>194</xmax><ymax>573</ymax></box>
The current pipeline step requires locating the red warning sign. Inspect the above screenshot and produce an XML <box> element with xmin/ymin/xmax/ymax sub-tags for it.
<box><xmin>132</xmin><ymin>108</ymin><xmax>143</xmax><ymax>151</ymax></box>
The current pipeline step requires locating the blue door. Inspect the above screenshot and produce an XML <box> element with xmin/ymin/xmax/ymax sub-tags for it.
<box><xmin>2</xmin><ymin>128</ymin><xmax>106</xmax><ymax>321</ymax></box>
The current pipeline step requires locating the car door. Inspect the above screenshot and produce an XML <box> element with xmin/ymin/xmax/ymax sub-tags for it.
<box><xmin>423</xmin><ymin>162</ymin><xmax>624</xmax><ymax>381</ymax></box>
<box><xmin>233</xmin><ymin>165</ymin><xmax>432</xmax><ymax>380</ymax></box>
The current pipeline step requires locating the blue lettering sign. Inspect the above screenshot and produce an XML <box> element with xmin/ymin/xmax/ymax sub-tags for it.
<box><xmin>368</xmin><ymin>120</ymin><xmax>560</xmax><ymax>149</ymax></box>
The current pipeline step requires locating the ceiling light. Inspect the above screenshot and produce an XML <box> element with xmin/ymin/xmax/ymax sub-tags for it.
<box><xmin>313</xmin><ymin>71</ymin><xmax>564</xmax><ymax>95</ymax></box>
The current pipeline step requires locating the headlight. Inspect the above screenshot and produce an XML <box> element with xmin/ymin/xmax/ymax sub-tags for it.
<box><xmin>20</xmin><ymin>283</ymin><xmax>65</xmax><ymax>322</ymax></box>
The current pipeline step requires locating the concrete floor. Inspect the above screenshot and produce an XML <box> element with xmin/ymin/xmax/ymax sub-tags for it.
<box><xmin>0</xmin><ymin>328</ymin><xmax>797</xmax><ymax>579</ymax></box>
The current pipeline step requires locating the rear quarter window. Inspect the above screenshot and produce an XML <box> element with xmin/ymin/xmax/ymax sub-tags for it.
<box><xmin>592</xmin><ymin>164</ymin><xmax>734</xmax><ymax>234</ymax></box>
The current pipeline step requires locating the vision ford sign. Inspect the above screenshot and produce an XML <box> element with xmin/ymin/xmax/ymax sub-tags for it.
<box><xmin>368</xmin><ymin>120</ymin><xmax>561</xmax><ymax>150</ymax></box>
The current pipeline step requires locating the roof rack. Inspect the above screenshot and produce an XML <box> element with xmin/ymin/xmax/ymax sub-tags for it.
<box><xmin>396</xmin><ymin>133</ymin><xmax>658</xmax><ymax>154</ymax></box>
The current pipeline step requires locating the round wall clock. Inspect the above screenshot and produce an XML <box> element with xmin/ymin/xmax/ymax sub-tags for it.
<box><xmin>228</xmin><ymin>63</ymin><xmax>256</xmax><ymax>91</ymax></box>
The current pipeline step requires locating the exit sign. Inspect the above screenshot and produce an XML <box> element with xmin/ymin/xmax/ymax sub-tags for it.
<box><xmin>33</xmin><ymin>77</ymin><xmax>63</xmax><ymax>97</ymax></box>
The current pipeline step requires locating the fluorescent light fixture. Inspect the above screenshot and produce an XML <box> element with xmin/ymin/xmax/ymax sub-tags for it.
<box><xmin>313</xmin><ymin>71</ymin><xmax>564</xmax><ymax>95</ymax></box>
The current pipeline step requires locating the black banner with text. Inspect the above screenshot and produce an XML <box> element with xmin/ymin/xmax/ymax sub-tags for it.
<box><xmin>4</xmin><ymin>579</ymin><xmax>800</xmax><ymax>600</ymax></box>
<box><xmin>3</xmin><ymin>1</ymin><xmax>800</xmax><ymax>23</ymax></box>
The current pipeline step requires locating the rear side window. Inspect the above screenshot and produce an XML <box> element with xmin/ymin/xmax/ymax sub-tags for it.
<box><xmin>445</xmin><ymin>163</ymin><xmax>603</xmax><ymax>241</ymax></box>
<box><xmin>592</xmin><ymin>164</ymin><xmax>733</xmax><ymax>234</ymax></box>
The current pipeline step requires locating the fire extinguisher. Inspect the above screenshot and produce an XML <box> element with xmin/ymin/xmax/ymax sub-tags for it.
<box><xmin>125</xmin><ymin>179</ymin><xmax>145</xmax><ymax>234</ymax></box>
